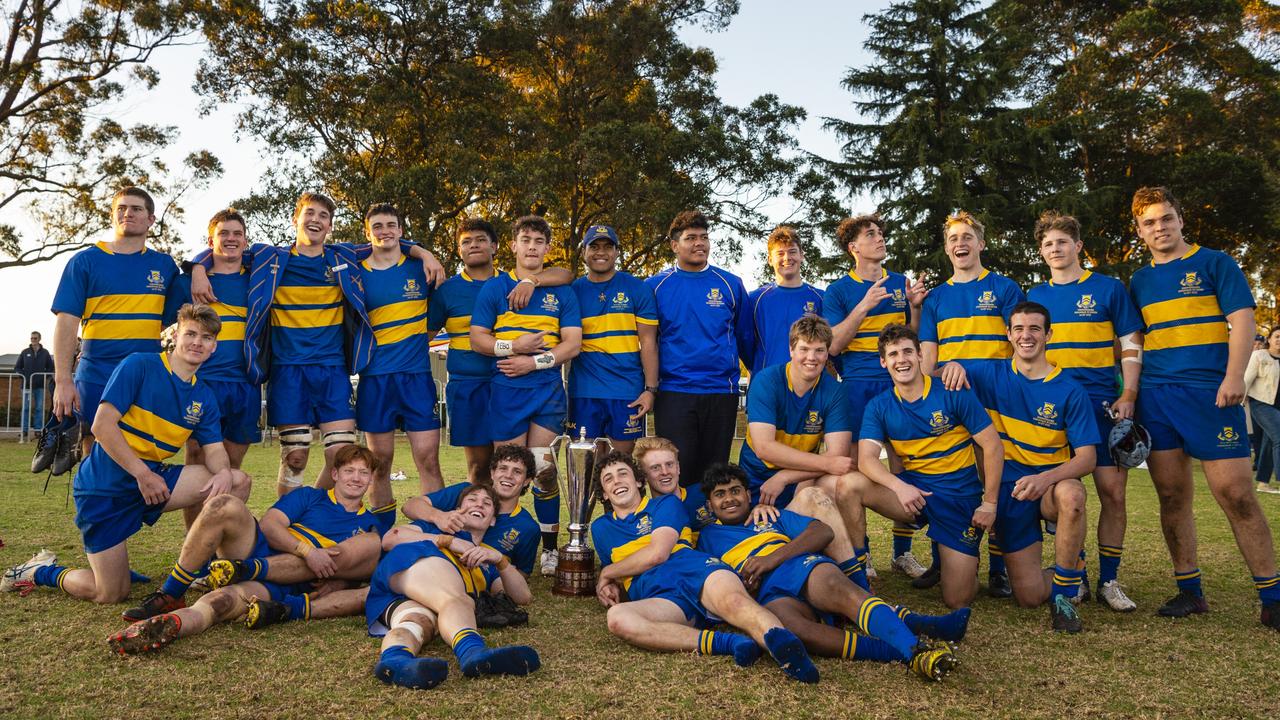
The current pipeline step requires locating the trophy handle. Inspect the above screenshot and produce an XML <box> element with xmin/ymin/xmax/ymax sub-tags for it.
<box><xmin>594</xmin><ymin>437</ymin><xmax>615</xmax><ymax>456</ymax></box>
<box><xmin>550</xmin><ymin>433</ymin><xmax>570</xmax><ymax>459</ymax></box>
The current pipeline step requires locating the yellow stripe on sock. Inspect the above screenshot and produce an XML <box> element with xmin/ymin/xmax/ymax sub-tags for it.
<box><xmin>1174</xmin><ymin>570</ymin><xmax>1201</xmax><ymax>580</ymax></box>
<box><xmin>450</xmin><ymin>628</ymin><xmax>480</xmax><ymax>647</ymax></box>
<box><xmin>55</xmin><ymin>568</ymin><xmax>69</xmax><ymax>592</ymax></box>
<box><xmin>896</xmin><ymin>605</ymin><xmax>909</xmax><ymax>620</ymax></box>
<box><xmin>892</xmin><ymin>528</ymin><xmax>916</xmax><ymax>537</ymax></box>
<box><xmin>858</xmin><ymin>598</ymin><xmax>889</xmax><ymax>631</ymax></box>
<box><xmin>1255</xmin><ymin>577</ymin><xmax>1280</xmax><ymax>589</ymax></box>
<box><xmin>843</xmin><ymin>630</ymin><xmax>856</xmax><ymax>659</ymax></box>
<box><xmin>1098</xmin><ymin>545</ymin><xmax>1123</xmax><ymax>557</ymax></box>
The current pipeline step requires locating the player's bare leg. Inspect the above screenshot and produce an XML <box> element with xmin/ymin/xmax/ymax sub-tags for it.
<box><xmin>406</xmin><ymin>429</ymin><xmax>444</xmax><ymax>494</ymax></box>
<box><xmin>787</xmin><ymin>485</ymin><xmax>855</xmax><ymax>562</ymax></box>
<box><xmin>373</xmin><ymin>600</ymin><xmax>446</xmax><ymax>689</ymax></box>
<box><xmin>277</xmin><ymin>425</ymin><xmax>313</xmax><ymax>497</ymax></box>
<box><xmin>698</xmin><ymin>570</ymin><xmax>819</xmax><ymax>682</ymax></box>
<box><xmin>463</xmin><ymin>445</ymin><xmax>493</xmax><ymax>486</ymax></box>
<box><xmin>1203</xmin><ymin>456</ymin><xmax>1278</xmax><ymax>577</ymax></box>
<box><xmin>314</xmin><ymin>420</ymin><xmax>357</xmax><ymax>490</ymax></box>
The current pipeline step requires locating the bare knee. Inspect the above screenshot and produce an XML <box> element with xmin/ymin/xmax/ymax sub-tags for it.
<box><xmin>1055</xmin><ymin>482</ymin><xmax>1086</xmax><ymax>520</ymax></box>
<box><xmin>336</xmin><ymin>533</ymin><xmax>381</xmax><ymax>574</ymax></box>
<box><xmin>93</xmin><ymin>586</ymin><xmax>130</xmax><ymax>604</ymax></box>
<box><xmin>204</xmin><ymin>493</ymin><xmax>248</xmax><ymax>522</ymax></box>
<box><xmin>202</xmin><ymin>588</ymin><xmax>239</xmax><ymax>618</ymax></box>
<box><xmin>794</xmin><ymin>486</ymin><xmax>832</xmax><ymax>512</ymax></box>
<box><xmin>832</xmin><ymin>473</ymin><xmax>866</xmax><ymax>505</ymax></box>
<box><xmin>284</xmin><ymin>449</ymin><xmax>309</xmax><ymax>471</ymax></box>
<box><xmin>229</xmin><ymin>470</ymin><xmax>252</xmax><ymax>499</ymax></box>
<box><xmin>605</xmin><ymin>606</ymin><xmax>640</xmax><ymax>640</ymax></box>
<box><xmin>941</xmin><ymin>587</ymin><xmax>974</xmax><ymax>609</ymax></box>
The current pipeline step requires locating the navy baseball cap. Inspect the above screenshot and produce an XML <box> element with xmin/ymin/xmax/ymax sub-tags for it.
<box><xmin>581</xmin><ymin>224</ymin><xmax>619</xmax><ymax>248</ymax></box>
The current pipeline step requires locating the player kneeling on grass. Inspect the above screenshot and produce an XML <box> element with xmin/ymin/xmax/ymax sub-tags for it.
<box><xmin>3</xmin><ymin>304</ymin><xmax>251</xmax><ymax>604</ymax></box>
<box><xmin>696</xmin><ymin>463</ymin><xmax>964</xmax><ymax>681</ymax></box>
<box><xmin>106</xmin><ymin>445</ymin><xmax>394</xmax><ymax>653</ymax></box>
<box><xmin>590</xmin><ymin>451</ymin><xmax>819</xmax><ymax>683</ymax></box>
<box><xmin>366</xmin><ymin>484</ymin><xmax>538</xmax><ymax>690</ymax></box>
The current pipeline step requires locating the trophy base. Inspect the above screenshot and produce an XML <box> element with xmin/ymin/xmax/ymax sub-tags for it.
<box><xmin>552</xmin><ymin>545</ymin><xmax>597</xmax><ymax>597</ymax></box>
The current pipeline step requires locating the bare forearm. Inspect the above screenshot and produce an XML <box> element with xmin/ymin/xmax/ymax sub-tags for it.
<box><xmin>1226</xmin><ymin>309</ymin><xmax>1256</xmax><ymax>382</ymax></box>
<box><xmin>53</xmin><ymin>314</ymin><xmax>79</xmax><ymax>381</ymax></box>
<box><xmin>534</xmin><ymin>267</ymin><xmax>573</xmax><ymax>287</ymax></box>
<box><xmin>469</xmin><ymin>327</ymin><xmax>498</xmax><ymax>355</ymax></box>
<box><xmin>638</xmin><ymin>325</ymin><xmax>659</xmax><ymax>388</ymax></box>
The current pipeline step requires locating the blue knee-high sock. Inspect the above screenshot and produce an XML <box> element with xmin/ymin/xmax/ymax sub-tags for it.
<box><xmin>896</xmin><ymin>605</ymin><xmax>970</xmax><ymax>642</ymax></box>
<box><xmin>32</xmin><ymin>564</ymin><xmax>68</xmax><ymax>590</ymax></box>
<box><xmin>451</xmin><ymin>627</ymin><xmax>486</xmax><ymax>665</ymax></box>
<box><xmin>1255</xmin><ymin>575</ymin><xmax>1280</xmax><ymax>604</ymax></box>
<box><xmin>842</xmin><ymin>629</ymin><xmax>898</xmax><ymax>662</ymax></box>
<box><xmin>532</xmin><ymin>485</ymin><xmax>560</xmax><ymax>551</ymax></box>
<box><xmin>1175</xmin><ymin>568</ymin><xmax>1203</xmax><ymax>597</ymax></box>
<box><xmin>892</xmin><ymin>525</ymin><xmax>915</xmax><ymax>558</ymax></box>
<box><xmin>281</xmin><ymin>592</ymin><xmax>309</xmax><ymax>621</ymax></box>
<box><xmin>375</xmin><ymin>645</ymin><xmax>448</xmax><ymax>690</ymax></box>
<box><xmin>848</xmin><ymin>547</ymin><xmax>871</xmax><ymax>590</ymax></box>
<box><xmin>988</xmin><ymin>541</ymin><xmax>1006</xmax><ymax>577</ymax></box>
<box><xmin>855</xmin><ymin>597</ymin><xmax>917</xmax><ymax>661</ymax></box>
<box><xmin>929</xmin><ymin>541</ymin><xmax>940</xmax><ymax>571</ymax></box>
<box><xmin>1098</xmin><ymin>545</ymin><xmax>1122</xmax><ymax>585</ymax></box>
<box><xmin>1051</xmin><ymin>564</ymin><xmax>1085</xmax><ymax>601</ymax></box>
<box><xmin>129</xmin><ymin>569</ymin><xmax>151</xmax><ymax>584</ymax></box>
<box><xmin>160</xmin><ymin>562</ymin><xmax>201</xmax><ymax>599</ymax></box>
<box><xmin>697</xmin><ymin>629</ymin><xmax>760</xmax><ymax>667</ymax></box>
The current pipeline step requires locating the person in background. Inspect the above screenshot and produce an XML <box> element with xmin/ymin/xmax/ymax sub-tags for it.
<box><xmin>1245</xmin><ymin>328</ymin><xmax>1280</xmax><ymax>495</ymax></box>
<box><xmin>16</xmin><ymin>331</ymin><xmax>54</xmax><ymax>438</ymax></box>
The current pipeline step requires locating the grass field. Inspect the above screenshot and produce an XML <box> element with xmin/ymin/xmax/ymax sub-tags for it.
<box><xmin>2</xmin><ymin>438</ymin><xmax>1278</xmax><ymax>719</ymax></box>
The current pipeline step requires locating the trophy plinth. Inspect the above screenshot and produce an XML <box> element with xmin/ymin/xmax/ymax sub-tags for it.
<box><xmin>552</xmin><ymin>544</ymin><xmax>597</xmax><ymax>596</ymax></box>
<box><xmin>549</xmin><ymin>427</ymin><xmax>611</xmax><ymax>598</ymax></box>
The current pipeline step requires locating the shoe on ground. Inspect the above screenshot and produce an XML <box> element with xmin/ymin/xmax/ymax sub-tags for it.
<box><xmin>908</xmin><ymin>640</ymin><xmax>959</xmax><ymax>682</ymax></box>
<box><xmin>1257</xmin><ymin>482</ymin><xmax>1280</xmax><ymax>495</ymax></box>
<box><xmin>1051</xmin><ymin>595</ymin><xmax>1083</xmax><ymax>634</ymax></box>
<box><xmin>539</xmin><ymin>549</ymin><xmax>558</xmax><ymax>577</ymax></box>
<box><xmin>891</xmin><ymin>552</ymin><xmax>928</xmax><ymax>579</ymax></box>
<box><xmin>245</xmin><ymin>598</ymin><xmax>289</xmax><ymax>630</ymax></box>
<box><xmin>50</xmin><ymin>424</ymin><xmax>80</xmax><ymax>476</ymax></box>
<box><xmin>911</xmin><ymin>564</ymin><xmax>941</xmax><ymax>590</ymax></box>
<box><xmin>1</xmin><ymin>549</ymin><xmax>57</xmax><ymax>592</ymax></box>
<box><xmin>474</xmin><ymin>592</ymin><xmax>509</xmax><ymax>629</ymax></box>
<box><xmin>1262</xmin><ymin>602</ymin><xmax>1280</xmax><ymax>632</ymax></box>
<box><xmin>30</xmin><ymin>429</ymin><xmax>58</xmax><ymax>473</ymax></box>
<box><xmin>188</xmin><ymin>575</ymin><xmax>212</xmax><ymax>594</ymax></box>
<box><xmin>491</xmin><ymin>592</ymin><xmax>529</xmax><ymax>627</ymax></box>
<box><xmin>121</xmin><ymin>591</ymin><xmax>185</xmax><ymax>622</ymax></box>
<box><xmin>865</xmin><ymin>561</ymin><xmax>878</xmax><ymax>582</ymax></box>
<box><xmin>108</xmin><ymin>614</ymin><xmax>182</xmax><ymax>656</ymax></box>
<box><xmin>1070</xmin><ymin>582</ymin><xmax>1091</xmax><ymax>606</ymax></box>
<box><xmin>987</xmin><ymin>573</ymin><xmax>1013</xmax><ymax>599</ymax></box>
<box><xmin>1156</xmin><ymin>590</ymin><xmax>1209</xmax><ymax>618</ymax></box>
<box><xmin>1097</xmin><ymin>580</ymin><xmax>1137</xmax><ymax>612</ymax></box>
<box><xmin>207</xmin><ymin>559</ymin><xmax>249</xmax><ymax>590</ymax></box>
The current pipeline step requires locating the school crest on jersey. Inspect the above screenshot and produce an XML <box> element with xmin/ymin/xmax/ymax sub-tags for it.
<box><xmin>1075</xmin><ymin>294</ymin><xmax>1098</xmax><ymax>317</ymax></box>
<box><xmin>498</xmin><ymin>528</ymin><xmax>521</xmax><ymax>552</ymax></box>
<box><xmin>803</xmin><ymin>410</ymin><xmax>824</xmax><ymax>434</ymax></box>
<box><xmin>540</xmin><ymin>292</ymin><xmax>560</xmax><ymax>313</ymax></box>
<box><xmin>1034</xmin><ymin>402</ymin><xmax>1059</xmax><ymax>427</ymax></box>
<box><xmin>1217</xmin><ymin>426</ymin><xmax>1241</xmax><ymax>445</ymax></box>
<box><xmin>802</xmin><ymin>301</ymin><xmax>817</xmax><ymax>317</ymax></box>
<box><xmin>929</xmin><ymin>410</ymin><xmax>952</xmax><ymax>435</ymax></box>
<box><xmin>403</xmin><ymin>278</ymin><xmax>423</xmax><ymax>300</ymax></box>
<box><xmin>635</xmin><ymin>515</ymin><xmax>652</xmax><ymax>535</ymax></box>
<box><xmin>751</xmin><ymin>520</ymin><xmax>778</xmax><ymax>534</ymax></box>
<box><xmin>706</xmin><ymin>288</ymin><xmax>725</xmax><ymax>308</ymax></box>
<box><xmin>891</xmin><ymin>288</ymin><xmax>907</xmax><ymax>308</ymax></box>
<box><xmin>183</xmin><ymin>401</ymin><xmax>204</xmax><ymax>425</ymax></box>
<box><xmin>976</xmin><ymin>290</ymin><xmax>998</xmax><ymax>311</ymax></box>
<box><xmin>694</xmin><ymin>505</ymin><xmax>713</xmax><ymax>526</ymax></box>
<box><xmin>1179</xmin><ymin>272</ymin><xmax>1203</xmax><ymax>295</ymax></box>
<box><xmin>146</xmin><ymin>270</ymin><xmax>167</xmax><ymax>292</ymax></box>
<box><xmin>610</xmin><ymin>292</ymin><xmax>631</xmax><ymax>312</ymax></box>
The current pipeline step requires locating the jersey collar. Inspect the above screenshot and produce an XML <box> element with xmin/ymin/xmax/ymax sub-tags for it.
<box><xmin>160</xmin><ymin>353</ymin><xmax>196</xmax><ymax>386</ymax></box>
<box><xmin>946</xmin><ymin>269</ymin><xmax>989</xmax><ymax>286</ymax></box>
<box><xmin>847</xmin><ymin>266</ymin><xmax>887</xmax><ymax>284</ymax></box>
<box><xmin>1049</xmin><ymin>269</ymin><xmax>1091</xmax><ymax>286</ymax></box>
<box><xmin>1008</xmin><ymin>357</ymin><xmax>1062</xmax><ymax>382</ymax></box>
<box><xmin>613</xmin><ymin>495</ymin><xmax>649</xmax><ymax>520</ymax></box>
<box><xmin>1150</xmin><ymin>243</ymin><xmax>1200</xmax><ymax>267</ymax></box>
<box><xmin>359</xmin><ymin>255</ymin><xmax>406</xmax><ymax>272</ymax></box>
<box><xmin>894</xmin><ymin>374</ymin><xmax>931</xmax><ymax>402</ymax></box>
<box><xmin>327</xmin><ymin>488</ymin><xmax>367</xmax><ymax>514</ymax></box>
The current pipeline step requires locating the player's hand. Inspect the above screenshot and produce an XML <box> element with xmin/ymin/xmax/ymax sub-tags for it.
<box><xmin>200</xmin><ymin>469</ymin><xmax>233</xmax><ymax>500</ymax></box>
<box><xmin>52</xmin><ymin>381</ymin><xmax>80</xmax><ymax>420</ymax></box>
<box><xmin>306</xmin><ymin>547</ymin><xmax>340</xmax><ymax>579</ymax></box>
<box><xmin>135</xmin><ymin>470</ymin><xmax>171</xmax><ymax>506</ymax></box>
<box><xmin>1216</xmin><ymin>375</ymin><xmax>1245</xmax><ymax>408</ymax></box>
<box><xmin>1012</xmin><ymin>472</ymin><xmax>1054</xmax><ymax>501</ymax></box>
<box><xmin>748</xmin><ymin>504</ymin><xmax>779</xmax><ymax>526</ymax></box>
<box><xmin>512</xmin><ymin>331</ymin><xmax>549</xmax><ymax>355</ymax></box>
<box><xmin>438</xmin><ymin>511</ymin><xmax>467</xmax><ymax>534</ymax></box>
<box><xmin>627</xmin><ymin>389</ymin><xmax>654</xmax><ymax>421</ymax></box>
<box><xmin>906</xmin><ymin>276</ymin><xmax>928</xmax><ymax>308</ymax></box>
<box><xmin>758</xmin><ymin>476</ymin><xmax>789</xmax><ymax>507</ymax></box>
<box><xmin>824</xmin><ymin>454</ymin><xmax>854</xmax><ymax>477</ymax></box>
<box><xmin>939</xmin><ymin>362</ymin><xmax>969</xmax><ymax>390</ymax></box>
<box><xmin>507</xmin><ymin>280</ymin><xmax>535</xmax><ymax>311</ymax></box>
<box><xmin>596</xmin><ymin>577</ymin><xmax>621</xmax><ymax>607</ymax></box>
<box><xmin>497</xmin><ymin>355</ymin><xmax>537</xmax><ymax>377</ymax></box>
<box><xmin>459</xmin><ymin>546</ymin><xmax>503</xmax><ymax>567</ymax></box>
<box><xmin>740</xmin><ymin>555</ymin><xmax>778</xmax><ymax>592</ymax></box>
<box><xmin>854</xmin><ymin>275</ymin><xmax>890</xmax><ymax>313</ymax></box>
<box><xmin>419</xmin><ymin>251</ymin><xmax>446</xmax><ymax>287</ymax></box>
<box><xmin>448</xmin><ymin>536</ymin><xmax>477</xmax><ymax>554</ymax></box>
<box><xmin>1111</xmin><ymin>395</ymin><xmax>1136</xmax><ymax>421</ymax></box>
<box><xmin>308</xmin><ymin>579</ymin><xmax>347</xmax><ymax>599</ymax></box>
<box><xmin>893</xmin><ymin>483</ymin><xmax>931</xmax><ymax>515</ymax></box>
<box><xmin>971</xmin><ymin>506</ymin><xmax>995</xmax><ymax>532</ymax></box>
<box><xmin>191</xmin><ymin>265</ymin><xmax>217</xmax><ymax>304</ymax></box>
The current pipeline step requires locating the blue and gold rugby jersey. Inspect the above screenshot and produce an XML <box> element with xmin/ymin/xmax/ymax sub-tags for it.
<box><xmin>74</xmin><ymin>353</ymin><xmax>221</xmax><ymax>497</ymax></box>
<box><xmin>471</xmin><ymin>271</ymin><xmax>581</xmax><ymax>390</ymax></box>
<box><xmin>966</xmin><ymin>360</ymin><xmax>1100</xmax><ymax>476</ymax></box>
<box><xmin>746</xmin><ymin>283</ymin><xmax>824</xmax><ymax>374</ymax></box>
<box><xmin>413</xmin><ymin>482</ymin><xmax>540</xmax><ymax>575</ymax></box>
<box><xmin>270</xmin><ymin>250</ymin><xmax>344</xmax><ymax>367</ymax></box>
<box><xmin>167</xmin><ymin>270</ymin><xmax>250</xmax><ymax>382</ymax></box>
<box><xmin>645</xmin><ymin>265</ymin><xmax>753</xmax><ymax>394</ymax></box>
<box><xmin>1129</xmin><ymin>244</ymin><xmax>1255</xmax><ymax>388</ymax></box>
<box><xmin>739</xmin><ymin>362</ymin><xmax>852</xmax><ymax>499</ymax></box>
<box><xmin>919</xmin><ymin>270</ymin><xmax>1024</xmax><ymax>367</ymax></box>
<box><xmin>1027</xmin><ymin>271</ymin><xmax>1142</xmax><ymax>401</ymax></box>
<box><xmin>668</xmin><ymin>486</ymin><xmax>715</xmax><ymax>537</ymax></box>
<box><xmin>360</xmin><ymin>257</ymin><xmax>432</xmax><ymax>376</ymax></box>
<box><xmin>695</xmin><ymin>509</ymin><xmax>817</xmax><ymax>571</ymax></box>
<box><xmin>270</xmin><ymin>486</ymin><xmax>395</xmax><ymax>548</ymax></box>
<box><xmin>859</xmin><ymin>376</ymin><xmax>990</xmax><ymax>495</ymax></box>
<box><xmin>590</xmin><ymin>493</ymin><xmax>697</xmax><ymax>590</ymax></box>
<box><xmin>568</xmin><ymin>272</ymin><xmax>657</xmax><ymax>400</ymax></box>
<box><xmin>822</xmin><ymin>267</ymin><xmax>911</xmax><ymax>380</ymax></box>
<box><xmin>427</xmin><ymin>270</ymin><xmax>495</xmax><ymax>380</ymax></box>
<box><xmin>51</xmin><ymin>242</ymin><xmax>179</xmax><ymax>386</ymax></box>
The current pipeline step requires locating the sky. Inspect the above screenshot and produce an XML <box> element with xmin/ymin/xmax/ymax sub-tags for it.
<box><xmin>0</xmin><ymin>0</ymin><xmax>890</xmax><ymax>355</ymax></box>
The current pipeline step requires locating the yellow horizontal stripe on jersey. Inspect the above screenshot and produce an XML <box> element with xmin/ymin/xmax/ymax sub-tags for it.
<box><xmin>274</xmin><ymin>284</ymin><xmax>341</xmax><ymax>307</ymax></box>
<box><xmin>217</xmin><ymin>320</ymin><xmax>246</xmax><ymax>342</ymax></box>
<box><xmin>636</xmin><ymin>317</ymin><xmax>658</xmax><ymax>326</ymax></box>
<box><xmin>1049</xmin><ymin>321</ymin><xmax>1115</xmax><ymax>344</ymax></box>
<box><xmin>494</xmin><ymin>312</ymin><xmax>561</xmax><ymax>335</ymax></box>
<box><xmin>861</xmin><ymin>311</ymin><xmax>908</xmax><ymax>333</ymax></box>
<box><xmin>936</xmin><ymin>315</ymin><xmax>1007</xmax><ymax>339</ymax></box>
<box><xmin>271</xmin><ymin>306</ymin><xmax>342</xmax><ymax>328</ymax></box>
<box><xmin>582</xmin><ymin>312</ymin><xmax>638</xmax><ymax>336</ymax></box>
<box><xmin>846</xmin><ymin>336</ymin><xmax>880</xmax><ymax>353</ymax></box>
<box><xmin>369</xmin><ymin>300</ymin><xmax>426</xmax><ymax>328</ymax></box>
<box><xmin>1003</xmin><ymin>440</ymin><xmax>1071</xmax><ymax>467</ymax></box>
<box><xmin>987</xmin><ymin>411</ymin><xmax>1067</xmax><ymax>450</ymax></box>
<box><xmin>288</xmin><ymin>525</ymin><xmax>337</xmax><ymax>549</ymax></box>
<box><xmin>84</xmin><ymin>293</ymin><xmax>166</xmax><ymax>317</ymax></box>
<box><xmin>120</xmin><ymin>406</ymin><xmax>189</xmax><ymax>458</ymax></box>
<box><xmin>1145</xmin><ymin>321</ymin><xmax>1228</xmax><ymax>351</ymax></box>
<box><xmin>444</xmin><ymin>315</ymin><xmax>472</xmax><ymax>333</ymax></box>
<box><xmin>374</xmin><ymin>318</ymin><xmax>427</xmax><ymax>346</ymax></box>
<box><xmin>122</xmin><ymin>433</ymin><xmax>168</xmax><ymax>462</ymax></box>
<box><xmin>449</xmin><ymin>335</ymin><xmax>473</xmax><ymax>351</ymax></box>
<box><xmin>1141</xmin><ymin>295</ymin><xmax>1224</xmax><ymax>326</ymax></box>
<box><xmin>1046</xmin><ymin>346</ymin><xmax>1113</xmax><ymax>369</ymax></box>
<box><xmin>608</xmin><ymin>533</ymin><xmax>692</xmax><ymax>590</ymax></box>
<box><xmin>938</xmin><ymin>340</ymin><xmax>1011</xmax><ymax>363</ymax></box>
<box><xmin>721</xmin><ymin>533</ymin><xmax>789</xmax><ymax>571</ymax></box>
<box><xmin>583</xmin><ymin>335</ymin><xmax>640</xmax><ymax>354</ymax></box>
<box><xmin>82</xmin><ymin>318</ymin><xmax>162</xmax><ymax>340</ymax></box>
<box><xmin>889</xmin><ymin>426</ymin><xmax>975</xmax><ymax>472</ymax></box>
<box><xmin>210</xmin><ymin>302</ymin><xmax>247</xmax><ymax>320</ymax></box>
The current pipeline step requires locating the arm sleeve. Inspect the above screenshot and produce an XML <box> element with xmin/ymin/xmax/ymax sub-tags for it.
<box><xmin>470</xmin><ymin>281</ymin><xmax>500</xmax><ymax>330</ymax></box>
<box><xmin>777</xmin><ymin>509</ymin><xmax>818</xmax><ymax>539</ymax></box>
<box><xmin>825</xmin><ymin>381</ymin><xmax>853</xmax><ymax>433</ymax></box>
<box><xmin>1064</xmin><ymin>384</ymin><xmax>1100</xmax><ymax>449</ymax></box>
<box><xmin>952</xmin><ymin>387</ymin><xmax>993</xmax><ymax>436</ymax></box>
<box><xmin>164</xmin><ymin>274</ymin><xmax>193</xmax><ymax>327</ymax></box>
<box><xmin>591</xmin><ymin>518</ymin><xmax>613</xmax><ymax>566</ymax></box>
<box><xmin>634</xmin><ymin>281</ymin><xmax>658</xmax><ymax>325</ymax></box>
<box><xmin>918</xmin><ymin>295</ymin><xmax>939</xmax><ymax>343</ymax></box>
<box><xmin>558</xmin><ymin>288</ymin><xmax>581</xmax><ymax>328</ymax></box>
<box><xmin>268</xmin><ymin>486</ymin><xmax>313</xmax><ymax>525</ymax></box>
<box><xmin>191</xmin><ymin>391</ymin><xmax>224</xmax><ymax>447</ymax></box>
<box><xmin>733</xmin><ymin>276</ymin><xmax>756</xmax><ymax>371</ymax></box>
<box><xmin>859</xmin><ymin>394</ymin><xmax>887</xmax><ymax>443</ymax></box>
<box><xmin>650</xmin><ymin>495</ymin><xmax>689</xmax><ymax>533</ymax></box>
<box><xmin>1107</xmin><ymin>279</ymin><xmax>1144</xmax><ymax>336</ymax></box>
<box><xmin>427</xmin><ymin>284</ymin><xmax>447</xmax><ymax>332</ymax></box>
<box><xmin>426</xmin><ymin>483</ymin><xmax>465</xmax><ymax>511</ymax></box>
<box><xmin>99</xmin><ymin>356</ymin><xmax>144</xmax><ymax>416</ymax></box>
<box><xmin>371</xmin><ymin>505</ymin><xmax>397</xmax><ymax>535</ymax></box>
<box><xmin>190</xmin><ymin>247</ymin><xmax>215</xmax><ymax>271</ymax></box>
<box><xmin>821</xmin><ymin>282</ymin><xmax>848</xmax><ymax>327</ymax></box>
<box><xmin>1210</xmin><ymin>252</ymin><xmax>1256</xmax><ymax>315</ymax></box>
<box><xmin>50</xmin><ymin>254</ymin><xmax>88</xmax><ymax>317</ymax></box>
<box><xmin>513</xmin><ymin>524</ymin><xmax>539</xmax><ymax>575</ymax></box>
<box><xmin>999</xmin><ymin>278</ymin><xmax>1026</xmax><ymax>322</ymax></box>
<box><xmin>745</xmin><ymin>371</ymin><xmax>780</xmax><ymax>426</ymax></box>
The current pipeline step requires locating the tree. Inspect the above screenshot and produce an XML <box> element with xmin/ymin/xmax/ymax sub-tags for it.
<box><xmin>0</xmin><ymin>0</ymin><xmax>222</xmax><ymax>269</ymax></box>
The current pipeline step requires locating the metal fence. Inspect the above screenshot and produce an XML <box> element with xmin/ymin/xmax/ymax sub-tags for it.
<box><xmin>0</xmin><ymin>372</ymin><xmax>55</xmax><ymax>442</ymax></box>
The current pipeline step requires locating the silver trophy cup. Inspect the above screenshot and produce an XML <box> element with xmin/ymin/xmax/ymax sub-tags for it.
<box><xmin>550</xmin><ymin>427</ymin><xmax>613</xmax><ymax>596</ymax></box>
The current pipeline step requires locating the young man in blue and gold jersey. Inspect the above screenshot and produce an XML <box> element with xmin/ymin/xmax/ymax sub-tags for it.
<box><xmin>1127</xmin><ymin>186</ymin><xmax>1280</xmax><ymax>629</ymax></box>
<box><xmin>51</xmin><ymin>186</ymin><xmax>181</xmax><ymax>458</ymax></box>
<box><xmin>1027</xmin><ymin>211</ymin><xmax>1145</xmax><ymax>612</ymax></box>
<box><xmin>960</xmin><ymin>302</ymin><xmax>1099</xmax><ymax>633</ymax></box>
<box><xmin>633</xmin><ymin>436</ymin><xmax>715</xmax><ymax>537</ymax></box>
<box><xmin>590</xmin><ymin>451</ymin><xmax>819</xmax><ymax>683</ymax></box>
<box><xmin>856</xmin><ymin>324</ymin><xmax>1003</xmax><ymax>609</ymax></box>
<box><xmin>917</xmin><ymin>211</ymin><xmax>1024</xmax><ymax>596</ymax></box>
<box><xmin>3</xmin><ymin>305</ymin><xmax>251</xmax><ymax>605</ymax></box>
<box><xmin>823</xmin><ymin>213</ymin><xmax>929</xmax><ymax>579</ymax></box>
<box><xmin>746</xmin><ymin>226</ymin><xmax>824</xmax><ymax>374</ymax></box>
<box><xmin>569</xmin><ymin>224</ymin><xmax>659</xmax><ymax>454</ymax></box>
<box><xmin>647</xmin><ymin>210</ymin><xmax>754</xmax><ymax>490</ymax></box>
<box><xmin>471</xmin><ymin>215</ymin><xmax>582</xmax><ymax>576</ymax></box>
<box><xmin>356</xmin><ymin>203</ymin><xmax>443</xmax><ymax>495</ymax></box>
<box><xmin>428</xmin><ymin>219</ymin><xmax>572</xmax><ymax>486</ymax></box>
<box><xmin>697</xmin><ymin>463</ymin><xmax>965</xmax><ymax>681</ymax></box>
<box><xmin>107</xmin><ymin>445</ymin><xmax>394</xmax><ymax>652</ymax></box>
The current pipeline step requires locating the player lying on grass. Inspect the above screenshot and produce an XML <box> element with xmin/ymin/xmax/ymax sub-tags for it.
<box><xmin>696</xmin><ymin>463</ymin><xmax>965</xmax><ymax>681</ymax></box>
<box><xmin>590</xmin><ymin>450</ymin><xmax>820</xmax><ymax>683</ymax></box>
<box><xmin>3</xmin><ymin>304</ymin><xmax>251</xmax><ymax>604</ymax></box>
<box><xmin>365</xmin><ymin>484</ymin><xmax>538</xmax><ymax>690</ymax></box>
<box><xmin>105</xmin><ymin>445</ymin><xmax>393</xmax><ymax>654</ymax></box>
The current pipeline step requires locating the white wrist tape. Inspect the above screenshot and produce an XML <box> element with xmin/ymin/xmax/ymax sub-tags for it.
<box><xmin>494</xmin><ymin>339</ymin><xmax>514</xmax><ymax>357</ymax></box>
<box><xmin>534</xmin><ymin>352</ymin><xmax>555</xmax><ymax>370</ymax></box>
